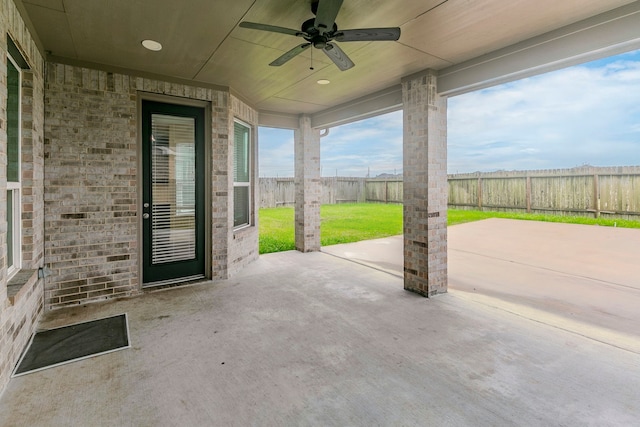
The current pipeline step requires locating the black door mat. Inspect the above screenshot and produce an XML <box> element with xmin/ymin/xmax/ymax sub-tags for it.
<box><xmin>13</xmin><ymin>313</ymin><xmax>130</xmax><ymax>377</ymax></box>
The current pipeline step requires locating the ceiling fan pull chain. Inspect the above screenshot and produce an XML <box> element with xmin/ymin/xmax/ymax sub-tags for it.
<box><xmin>310</xmin><ymin>47</ymin><xmax>314</xmax><ymax>70</ymax></box>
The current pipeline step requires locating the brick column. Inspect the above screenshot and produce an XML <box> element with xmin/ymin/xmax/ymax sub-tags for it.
<box><xmin>294</xmin><ymin>115</ymin><xmax>321</xmax><ymax>252</ymax></box>
<box><xmin>402</xmin><ymin>70</ymin><xmax>448</xmax><ymax>297</ymax></box>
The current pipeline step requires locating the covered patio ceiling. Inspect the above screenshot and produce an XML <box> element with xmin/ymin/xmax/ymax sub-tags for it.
<box><xmin>16</xmin><ymin>0</ymin><xmax>640</xmax><ymax>127</ymax></box>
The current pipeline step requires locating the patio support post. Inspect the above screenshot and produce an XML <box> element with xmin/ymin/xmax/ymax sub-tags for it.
<box><xmin>294</xmin><ymin>114</ymin><xmax>321</xmax><ymax>252</ymax></box>
<box><xmin>401</xmin><ymin>69</ymin><xmax>448</xmax><ymax>297</ymax></box>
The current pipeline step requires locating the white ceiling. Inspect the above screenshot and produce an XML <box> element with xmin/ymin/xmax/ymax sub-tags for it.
<box><xmin>17</xmin><ymin>0</ymin><xmax>640</xmax><ymax>122</ymax></box>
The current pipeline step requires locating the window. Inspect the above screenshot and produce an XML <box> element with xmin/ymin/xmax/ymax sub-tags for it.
<box><xmin>233</xmin><ymin>120</ymin><xmax>251</xmax><ymax>228</ymax></box>
<box><xmin>6</xmin><ymin>54</ymin><xmax>21</xmax><ymax>276</ymax></box>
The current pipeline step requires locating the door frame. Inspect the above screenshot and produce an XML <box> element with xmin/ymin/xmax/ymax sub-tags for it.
<box><xmin>137</xmin><ymin>93</ymin><xmax>211</xmax><ymax>288</ymax></box>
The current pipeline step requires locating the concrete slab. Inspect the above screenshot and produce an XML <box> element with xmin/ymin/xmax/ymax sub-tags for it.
<box><xmin>324</xmin><ymin>219</ymin><xmax>640</xmax><ymax>352</ymax></box>
<box><xmin>1</xmin><ymin>220</ymin><xmax>639</xmax><ymax>426</ymax></box>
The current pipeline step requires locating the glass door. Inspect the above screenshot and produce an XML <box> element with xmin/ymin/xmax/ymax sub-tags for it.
<box><xmin>142</xmin><ymin>101</ymin><xmax>205</xmax><ymax>286</ymax></box>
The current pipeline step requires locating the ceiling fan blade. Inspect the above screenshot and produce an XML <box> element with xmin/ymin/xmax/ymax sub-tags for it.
<box><xmin>335</xmin><ymin>27</ymin><xmax>401</xmax><ymax>42</ymax></box>
<box><xmin>270</xmin><ymin>43</ymin><xmax>312</xmax><ymax>66</ymax></box>
<box><xmin>322</xmin><ymin>43</ymin><xmax>354</xmax><ymax>71</ymax></box>
<box><xmin>314</xmin><ymin>0</ymin><xmax>344</xmax><ymax>34</ymax></box>
<box><xmin>239</xmin><ymin>21</ymin><xmax>302</xmax><ymax>37</ymax></box>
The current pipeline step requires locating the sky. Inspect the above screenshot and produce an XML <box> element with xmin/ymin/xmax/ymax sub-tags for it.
<box><xmin>258</xmin><ymin>49</ymin><xmax>640</xmax><ymax>177</ymax></box>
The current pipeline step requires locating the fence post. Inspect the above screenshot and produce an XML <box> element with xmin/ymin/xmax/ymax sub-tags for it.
<box><xmin>365</xmin><ymin>179</ymin><xmax>369</xmax><ymax>202</ymax></box>
<box><xmin>477</xmin><ymin>177</ymin><xmax>483</xmax><ymax>210</ymax></box>
<box><xmin>384</xmin><ymin>180</ymin><xmax>388</xmax><ymax>204</ymax></box>
<box><xmin>526</xmin><ymin>176</ymin><xmax>532</xmax><ymax>213</ymax></box>
<box><xmin>594</xmin><ymin>174</ymin><xmax>600</xmax><ymax>218</ymax></box>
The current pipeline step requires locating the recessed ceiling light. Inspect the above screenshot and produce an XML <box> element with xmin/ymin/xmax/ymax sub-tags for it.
<box><xmin>142</xmin><ymin>39</ymin><xmax>162</xmax><ymax>51</ymax></box>
<box><xmin>317</xmin><ymin>79</ymin><xmax>330</xmax><ymax>85</ymax></box>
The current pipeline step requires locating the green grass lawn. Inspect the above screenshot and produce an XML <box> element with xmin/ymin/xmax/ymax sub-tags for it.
<box><xmin>259</xmin><ymin>203</ymin><xmax>402</xmax><ymax>254</ymax></box>
<box><xmin>259</xmin><ymin>203</ymin><xmax>640</xmax><ymax>254</ymax></box>
<box><xmin>258</xmin><ymin>207</ymin><xmax>296</xmax><ymax>254</ymax></box>
<box><xmin>448</xmin><ymin>209</ymin><xmax>640</xmax><ymax>229</ymax></box>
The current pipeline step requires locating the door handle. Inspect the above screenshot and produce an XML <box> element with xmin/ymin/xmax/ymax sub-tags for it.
<box><xmin>142</xmin><ymin>213</ymin><xmax>150</xmax><ymax>219</ymax></box>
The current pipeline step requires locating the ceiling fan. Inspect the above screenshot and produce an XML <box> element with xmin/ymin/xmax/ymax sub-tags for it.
<box><xmin>239</xmin><ymin>0</ymin><xmax>401</xmax><ymax>71</ymax></box>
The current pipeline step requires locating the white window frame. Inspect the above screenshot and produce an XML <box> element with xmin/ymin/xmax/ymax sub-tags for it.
<box><xmin>233</xmin><ymin>119</ymin><xmax>252</xmax><ymax>229</ymax></box>
<box><xmin>7</xmin><ymin>54</ymin><xmax>22</xmax><ymax>278</ymax></box>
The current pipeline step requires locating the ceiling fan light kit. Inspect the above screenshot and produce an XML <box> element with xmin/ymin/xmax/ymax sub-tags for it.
<box><xmin>239</xmin><ymin>0</ymin><xmax>401</xmax><ymax>71</ymax></box>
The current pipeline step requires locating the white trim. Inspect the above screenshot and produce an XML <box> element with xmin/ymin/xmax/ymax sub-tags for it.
<box><xmin>233</xmin><ymin>117</ymin><xmax>252</xmax><ymax>132</ymax></box>
<box><xmin>7</xmin><ymin>189</ymin><xmax>21</xmax><ymax>279</ymax></box>
<box><xmin>7</xmin><ymin>54</ymin><xmax>22</xmax><ymax>278</ymax></box>
<box><xmin>233</xmin><ymin>119</ymin><xmax>253</xmax><ymax>229</ymax></box>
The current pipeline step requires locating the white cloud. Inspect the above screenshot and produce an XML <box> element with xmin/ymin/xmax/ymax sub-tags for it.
<box><xmin>260</xmin><ymin>49</ymin><xmax>640</xmax><ymax>177</ymax></box>
<box><xmin>258</xmin><ymin>127</ymin><xmax>295</xmax><ymax>177</ymax></box>
<box><xmin>448</xmin><ymin>49</ymin><xmax>640</xmax><ymax>172</ymax></box>
<box><xmin>319</xmin><ymin>110</ymin><xmax>403</xmax><ymax>176</ymax></box>
<box><xmin>258</xmin><ymin>111</ymin><xmax>404</xmax><ymax>177</ymax></box>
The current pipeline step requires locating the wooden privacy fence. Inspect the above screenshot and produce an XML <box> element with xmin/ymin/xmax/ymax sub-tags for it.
<box><xmin>259</xmin><ymin>177</ymin><xmax>399</xmax><ymax>207</ymax></box>
<box><xmin>259</xmin><ymin>177</ymin><xmax>367</xmax><ymax>207</ymax></box>
<box><xmin>448</xmin><ymin>166</ymin><xmax>640</xmax><ymax>219</ymax></box>
<box><xmin>363</xmin><ymin>179</ymin><xmax>403</xmax><ymax>204</ymax></box>
<box><xmin>259</xmin><ymin>166</ymin><xmax>640</xmax><ymax>220</ymax></box>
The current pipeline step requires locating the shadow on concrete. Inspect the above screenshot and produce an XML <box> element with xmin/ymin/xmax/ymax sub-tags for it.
<box><xmin>1</xmin><ymin>219</ymin><xmax>639</xmax><ymax>425</ymax></box>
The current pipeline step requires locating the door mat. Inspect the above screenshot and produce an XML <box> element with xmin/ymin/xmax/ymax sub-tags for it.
<box><xmin>13</xmin><ymin>313</ymin><xmax>130</xmax><ymax>377</ymax></box>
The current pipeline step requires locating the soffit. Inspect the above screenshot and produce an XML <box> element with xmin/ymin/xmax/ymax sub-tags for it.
<box><xmin>18</xmin><ymin>0</ymin><xmax>638</xmax><ymax>116</ymax></box>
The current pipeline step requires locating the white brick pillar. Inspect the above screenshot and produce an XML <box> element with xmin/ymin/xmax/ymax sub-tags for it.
<box><xmin>294</xmin><ymin>115</ymin><xmax>321</xmax><ymax>252</ymax></box>
<box><xmin>402</xmin><ymin>70</ymin><xmax>448</xmax><ymax>297</ymax></box>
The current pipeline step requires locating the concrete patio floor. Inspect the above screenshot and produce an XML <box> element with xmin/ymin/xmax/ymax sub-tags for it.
<box><xmin>1</xmin><ymin>219</ymin><xmax>639</xmax><ymax>426</ymax></box>
<box><xmin>324</xmin><ymin>218</ymin><xmax>640</xmax><ymax>351</ymax></box>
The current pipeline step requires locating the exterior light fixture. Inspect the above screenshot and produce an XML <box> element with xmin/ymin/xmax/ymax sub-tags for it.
<box><xmin>142</xmin><ymin>39</ymin><xmax>163</xmax><ymax>51</ymax></box>
<box><xmin>317</xmin><ymin>79</ymin><xmax>330</xmax><ymax>85</ymax></box>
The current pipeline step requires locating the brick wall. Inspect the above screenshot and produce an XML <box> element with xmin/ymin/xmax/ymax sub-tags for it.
<box><xmin>1</xmin><ymin>0</ymin><xmax>260</xmax><ymax>393</ymax></box>
<box><xmin>0</xmin><ymin>0</ymin><xmax>46</xmax><ymax>397</ymax></box>
<box><xmin>44</xmin><ymin>64</ymin><xmax>253</xmax><ymax>308</ymax></box>
<box><xmin>210</xmin><ymin>91</ymin><xmax>232</xmax><ymax>280</ymax></box>
<box><xmin>44</xmin><ymin>64</ymin><xmax>141</xmax><ymax>308</ymax></box>
<box><xmin>21</xmin><ymin>69</ymin><xmax>45</xmax><ymax>269</ymax></box>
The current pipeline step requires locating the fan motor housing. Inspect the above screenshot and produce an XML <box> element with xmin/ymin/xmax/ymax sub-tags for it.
<box><xmin>302</xmin><ymin>18</ymin><xmax>337</xmax><ymax>49</ymax></box>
